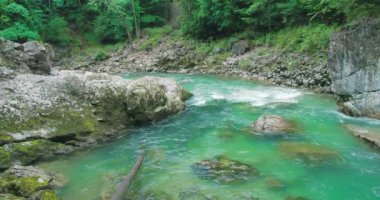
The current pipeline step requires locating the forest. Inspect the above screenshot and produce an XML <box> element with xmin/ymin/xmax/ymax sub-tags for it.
<box><xmin>1</xmin><ymin>0</ymin><xmax>379</xmax><ymax>47</ymax></box>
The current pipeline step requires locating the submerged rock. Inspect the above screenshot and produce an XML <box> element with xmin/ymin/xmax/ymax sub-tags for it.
<box><xmin>265</xmin><ymin>177</ymin><xmax>285</xmax><ymax>190</ymax></box>
<box><xmin>191</xmin><ymin>155</ymin><xmax>258</xmax><ymax>184</ymax></box>
<box><xmin>285</xmin><ymin>196</ymin><xmax>309</xmax><ymax>200</ymax></box>
<box><xmin>252</xmin><ymin>115</ymin><xmax>295</xmax><ymax>135</ymax></box>
<box><xmin>328</xmin><ymin>18</ymin><xmax>380</xmax><ymax>119</ymax></box>
<box><xmin>345</xmin><ymin>124</ymin><xmax>380</xmax><ymax>149</ymax></box>
<box><xmin>278</xmin><ymin>142</ymin><xmax>339</xmax><ymax>164</ymax></box>
<box><xmin>178</xmin><ymin>187</ymin><xmax>216</xmax><ymax>200</ymax></box>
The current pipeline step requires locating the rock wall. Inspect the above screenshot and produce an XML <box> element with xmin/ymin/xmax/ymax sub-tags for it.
<box><xmin>328</xmin><ymin>18</ymin><xmax>380</xmax><ymax>119</ymax></box>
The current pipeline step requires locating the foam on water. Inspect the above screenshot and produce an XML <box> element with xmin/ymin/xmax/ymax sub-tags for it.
<box><xmin>190</xmin><ymin>84</ymin><xmax>302</xmax><ymax>106</ymax></box>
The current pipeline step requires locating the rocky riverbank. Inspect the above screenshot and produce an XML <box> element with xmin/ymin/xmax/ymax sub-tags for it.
<box><xmin>0</xmin><ymin>40</ymin><xmax>191</xmax><ymax>199</ymax></box>
<box><xmin>56</xmin><ymin>38</ymin><xmax>332</xmax><ymax>93</ymax></box>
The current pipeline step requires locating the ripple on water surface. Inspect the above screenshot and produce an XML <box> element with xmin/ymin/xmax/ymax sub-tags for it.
<box><xmin>39</xmin><ymin>73</ymin><xmax>380</xmax><ymax>200</ymax></box>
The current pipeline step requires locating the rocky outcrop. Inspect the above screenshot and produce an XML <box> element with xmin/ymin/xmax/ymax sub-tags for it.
<box><xmin>328</xmin><ymin>18</ymin><xmax>380</xmax><ymax>119</ymax></box>
<box><xmin>0</xmin><ymin>71</ymin><xmax>190</xmax><ymax>170</ymax></box>
<box><xmin>22</xmin><ymin>41</ymin><xmax>54</xmax><ymax>75</ymax></box>
<box><xmin>0</xmin><ymin>39</ymin><xmax>53</xmax><ymax>75</ymax></box>
<box><xmin>252</xmin><ymin>115</ymin><xmax>295</xmax><ymax>135</ymax></box>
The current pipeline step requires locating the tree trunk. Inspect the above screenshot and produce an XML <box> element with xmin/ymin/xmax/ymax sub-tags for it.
<box><xmin>131</xmin><ymin>0</ymin><xmax>140</xmax><ymax>39</ymax></box>
<box><xmin>111</xmin><ymin>151</ymin><xmax>145</xmax><ymax>200</ymax></box>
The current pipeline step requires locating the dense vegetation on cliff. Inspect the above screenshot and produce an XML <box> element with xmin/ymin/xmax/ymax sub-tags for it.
<box><xmin>0</xmin><ymin>0</ymin><xmax>379</xmax><ymax>51</ymax></box>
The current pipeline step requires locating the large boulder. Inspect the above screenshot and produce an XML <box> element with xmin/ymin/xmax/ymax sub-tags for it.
<box><xmin>0</xmin><ymin>71</ymin><xmax>190</xmax><ymax>170</ymax></box>
<box><xmin>231</xmin><ymin>40</ymin><xmax>249</xmax><ymax>56</ymax></box>
<box><xmin>0</xmin><ymin>39</ymin><xmax>53</xmax><ymax>76</ymax></box>
<box><xmin>328</xmin><ymin>18</ymin><xmax>380</xmax><ymax>119</ymax></box>
<box><xmin>22</xmin><ymin>41</ymin><xmax>54</xmax><ymax>75</ymax></box>
<box><xmin>252</xmin><ymin>115</ymin><xmax>295</xmax><ymax>135</ymax></box>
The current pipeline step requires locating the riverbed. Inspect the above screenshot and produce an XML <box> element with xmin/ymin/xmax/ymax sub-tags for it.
<box><xmin>39</xmin><ymin>73</ymin><xmax>380</xmax><ymax>200</ymax></box>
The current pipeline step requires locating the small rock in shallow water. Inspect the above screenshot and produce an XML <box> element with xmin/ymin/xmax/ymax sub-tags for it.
<box><xmin>252</xmin><ymin>115</ymin><xmax>296</xmax><ymax>135</ymax></box>
<box><xmin>191</xmin><ymin>155</ymin><xmax>258</xmax><ymax>184</ymax></box>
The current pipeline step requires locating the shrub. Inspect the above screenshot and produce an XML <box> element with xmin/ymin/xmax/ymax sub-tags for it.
<box><xmin>43</xmin><ymin>16</ymin><xmax>72</xmax><ymax>46</ymax></box>
<box><xmin>255</xmin><ymin>24</ymin><xmax>338</xmax><ymax>53</ymax></box>
<box><xmin>0</xmin><ymin>23</ymin><xmax>40</xmax><ymax>42</ymax></box>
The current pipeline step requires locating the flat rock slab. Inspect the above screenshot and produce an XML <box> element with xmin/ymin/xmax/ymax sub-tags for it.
<box><xmin>345</xmin><ymin>124</ymin><xmax>380</xmax><ymax>149</ymax></box>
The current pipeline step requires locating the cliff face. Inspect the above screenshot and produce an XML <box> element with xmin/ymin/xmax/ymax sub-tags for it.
<box><xmin>328</xmin><ymin>18</ymin><xmax>380</xmax><ymax>119</ymax></box>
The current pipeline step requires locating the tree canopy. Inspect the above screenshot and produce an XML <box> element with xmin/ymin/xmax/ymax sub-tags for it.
<box><xmin>0</xmin><ymin>0</ymin><xmax>379</xmax><ymax>44</ymax></box>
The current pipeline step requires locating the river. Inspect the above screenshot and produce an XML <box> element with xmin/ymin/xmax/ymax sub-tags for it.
<box><xmin>39</xmin><ymin>73</ymin><xmax>380</xmax><ymax>200</ymax></box>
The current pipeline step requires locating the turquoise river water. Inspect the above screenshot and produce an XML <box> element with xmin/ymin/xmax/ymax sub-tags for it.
<box><xmin>40</xmin><ymin>73</ymin><xmax>380</xmax><ymax>200</ymax></box>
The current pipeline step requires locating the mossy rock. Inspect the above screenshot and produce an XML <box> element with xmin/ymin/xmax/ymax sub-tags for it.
<box><xmin>14</xmin><ymin>177</ymin><xmax>50</xmax><ymax>197</ymax></box>
<box><xmin>0</xmin><ymin>193</ymin><xmax>26</xmax><ymax>200</ymax></box>
<box><xmin>29</xmin><ymin>190</ymin><xmax>61</xmax><ymax>200</ymax></box>
<box><xmin>0</xmin><ymin>105</ymin><xmax>98</xmax><ymax>145</ymax></box>
<box><xmin>191</xmin><ymin>155</ymin><xmax>258</xmax><ymax>184</ymax></box>
<box><xmin>0</xmin><ymin>147</ymin><xmax>12</xmax><ymax>170</ymax></box>
<box><xmin>278</xmin><ymin>142</ymin><xmax>339</xmax><ymax>164</ymax></box>
<box><xmin>1</xmin><ymin>175</ymin><xmax>50</xmax><ymax>197</ymax></box>
<box><xmin>7</xmin><ymin>139</ymin><xmax>72</xmax><ymax>166</ymax></box>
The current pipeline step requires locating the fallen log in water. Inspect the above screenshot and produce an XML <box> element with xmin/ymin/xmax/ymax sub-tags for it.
<box><xmin>111</xmin><ymin>151</ymin><xmax>145</xmax><ymax>200</ymax></box>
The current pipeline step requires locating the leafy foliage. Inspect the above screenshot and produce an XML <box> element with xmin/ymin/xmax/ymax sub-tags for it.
<box><xmin>179</xmin><ymin>0</ymin><xmax>380</xmax><ymax>39</ymax></box>
<box><xmin>0</xmin><ymin>0</ymin><xmax>171</xmax><ymax>45</ymax></box>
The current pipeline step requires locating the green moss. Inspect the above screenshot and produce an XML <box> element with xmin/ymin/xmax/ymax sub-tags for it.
<box><xmin>140</xmin><ymin>26</ymin><xmax>172</xmax><ymax>50</ymax></box>
<box><xmin>0</xmin><ymin>105</ymin><xmax>98</xmax><ymax>144</ymax></box>
<box><xmin>0</xmin><ymin>193</ymin><xmax>26</xmax><ymax>200</ymax></box>
<box><xmin>0</xmin><ymin>147</ymin><xmax>12</xmax><ymax>170</ymax></box>
<box><xmin>0</xmin><ymin>133</ymin><xmax>13</xmax><ymax>144</ymax></box>
<box><xmin>16</xmin><ymin>177</ymin><xmax>49</xmax><ymax>196</ymax></box>
<box><xmin>9</xmin><ymin>139</ymin><xmax>67</xmax><ymax>165</ymax></box>
<box><xmin>34</xmin><ymin>190</ymin><xmax>61</xmax><ymax>200</ymax></box>
<box><xmin>0</xmin><ymin>175</ymin><xmax>50</xmax><ymax>197</ymax></box>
